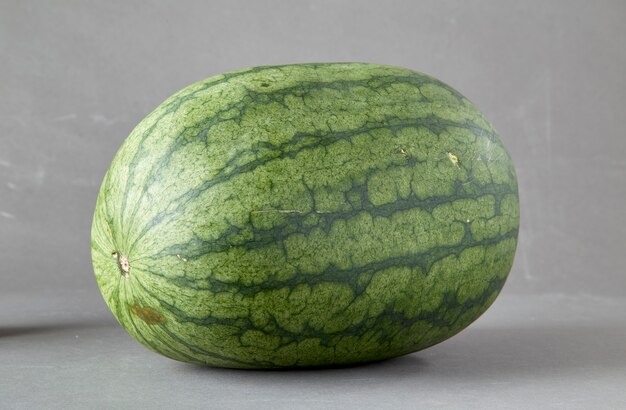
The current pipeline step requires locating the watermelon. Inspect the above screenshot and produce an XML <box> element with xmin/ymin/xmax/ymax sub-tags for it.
<box><xmin>91</xmin><ymin>63</ymin><xmax>519</xmax><ymax>368</ymax></box>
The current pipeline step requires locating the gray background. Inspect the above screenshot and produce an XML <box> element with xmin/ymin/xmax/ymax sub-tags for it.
<box><xmin>1</xmin><ymin>0</ymin><xmax>625</xmax><ymax>408</ymax></box>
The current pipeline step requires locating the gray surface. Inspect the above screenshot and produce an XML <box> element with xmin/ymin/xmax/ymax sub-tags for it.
<box><xmin>1</xmin><ymin>0</ymin><xmax>625</xmax><ymax>409</ymax></box>
<box><xmin>2</xmin><ymin>292</ymin><xmax>625</xmax><ymax>409</ymax></box>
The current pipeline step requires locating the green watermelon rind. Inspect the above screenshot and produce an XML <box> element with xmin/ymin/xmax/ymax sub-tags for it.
<box><xmin>91</xmin><ymin>63</ymin><xmax>519</xmax><ymax>368</ymax></box>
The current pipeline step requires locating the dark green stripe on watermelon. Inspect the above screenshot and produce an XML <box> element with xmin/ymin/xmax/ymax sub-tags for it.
<box><xmin>91</xmin><ymin>63</ymin><xmax>519</xmax><ymax>368</ymax></box>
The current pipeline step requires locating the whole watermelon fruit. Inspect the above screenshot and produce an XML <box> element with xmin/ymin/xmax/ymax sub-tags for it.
<box><xmin>91</xmin><ymin>63</ymin><xmax>519</xmax><ymax>368</ymax></box>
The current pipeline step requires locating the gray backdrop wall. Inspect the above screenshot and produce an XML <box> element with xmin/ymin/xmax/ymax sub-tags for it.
<box><xmin>2</xmin><ymin>0</ymin><xmax>624</xmax><ymax>297</ymax></box>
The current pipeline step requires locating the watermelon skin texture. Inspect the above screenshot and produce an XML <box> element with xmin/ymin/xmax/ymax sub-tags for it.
<box><xmin>91</xmin><ymin>63</ymin><xmax>519</xmax><ymax>368</ymax></box>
